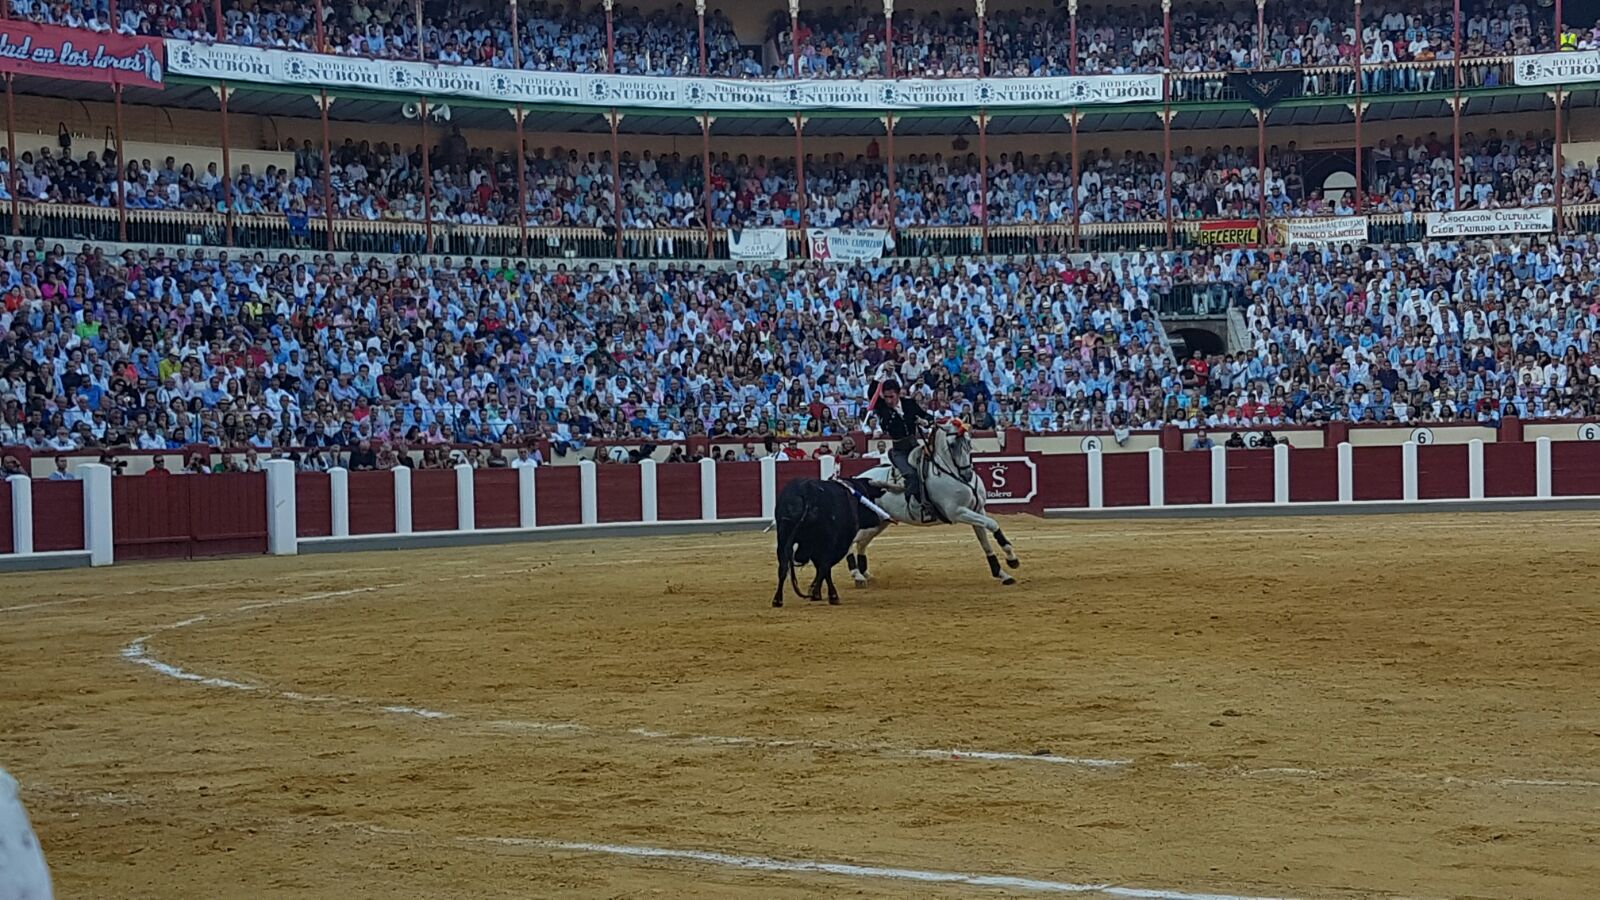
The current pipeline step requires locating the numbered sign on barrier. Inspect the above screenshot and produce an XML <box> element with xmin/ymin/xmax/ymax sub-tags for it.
<box><xmin>1411</xmin><ymin>427</ymin><xmax>1436</xmax><ymax>445</ymax></box>
<box><xmin>1579</xmin><ymin>423</ymin><xmax>1600</xmax><ymax>441</ymax></box>
<box><xmin>973</xmin><ymin>456</ymin><xmax>1038</xmax><ymax>504</ymax></box>
<box><xmin>1080</xmin><ymin>436</ymin><xmax>1103</xmax><ymax>453</ymax></box>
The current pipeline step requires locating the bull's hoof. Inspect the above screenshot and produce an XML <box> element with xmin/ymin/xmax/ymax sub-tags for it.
<box><xmin>772</xmin><ymin>598</ymin><xmax>784</xmax><ymax>607</ymax></box>
<box><xmin>828</xmin><ymin>595</ymin><xmax>841</xmax><ymax>605</ymax></box>
<box><xmin>808</xmin><ymin>593</ymin><xmax>825</xmax><ymax>603</ymax></box>
<box><xmin>1006</xmin><ymin>557</ymin><xmax>1021</xmax><ymax>569</ymax></box>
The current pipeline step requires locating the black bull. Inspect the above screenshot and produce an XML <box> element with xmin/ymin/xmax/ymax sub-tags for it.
<box><xmin>771</xmin><ymin>478</ymin><xmax>882</xmax><ymax>608</ymax></box>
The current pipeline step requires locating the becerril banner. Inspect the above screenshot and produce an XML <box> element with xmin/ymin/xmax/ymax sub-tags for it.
<box><xmin>1197</xmin><ymin>219</ymin><xmax>1261</xmax><ymax>248</ymax></box>
<box><xmin>0</xmin><ymin>21</ymin><xmax>162</xmax><ymax>88</ymax></box>
<box><xmin>164</xmin><ymin>41</ymin><xmax>1163</xmax><ymax>111</ymax></box>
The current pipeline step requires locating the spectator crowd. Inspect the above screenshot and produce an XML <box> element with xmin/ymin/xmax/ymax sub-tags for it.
<box><xmin>6</xmin><ymin>0</ymin><xmax>1573</xmax><ymax>80</ymax></box>
<box><xmin>5</xmin><ymin>232</ymin><xmax>1600</xmax><ymax>472</ymax></box>
<box><xmin>0</xmin><ymin>127</ymin><xmax>1582</xmax><ymax>233</ymax></box>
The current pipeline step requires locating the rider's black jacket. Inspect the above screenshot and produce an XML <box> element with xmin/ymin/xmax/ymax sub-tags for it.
<box><xmin>871</xmin><ymin>385</ymin><xmax>935</xmax><ymax>452</ymax></box>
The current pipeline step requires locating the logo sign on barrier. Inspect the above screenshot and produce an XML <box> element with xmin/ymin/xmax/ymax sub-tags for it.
<box><xmin>974</xmin><ymin>456</ymin><xmax>1038</xmax><ymax>505</ymax></box>
<box><xmin>1410</xmin><ymin>427</ymin><xmax>1436</xmax><ymax>445</ymax></box>
<box><xmin>1579</xmin><ymin>423</ymin><xmax>1600</xmax><ymax>441</ymax></box>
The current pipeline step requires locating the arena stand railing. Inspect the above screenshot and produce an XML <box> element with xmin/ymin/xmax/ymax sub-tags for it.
<box><xmin>7</xmin><ymin>420</ymin><xmax>1600</xmax><ymax>569</ymax></box>
<box><xmin>18</xmin><ymin>202</ymin><xmax>1599</xmax><ymax>259</ymax></box>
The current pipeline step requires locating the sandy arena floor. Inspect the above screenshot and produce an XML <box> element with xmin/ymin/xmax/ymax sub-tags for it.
<box><xmin>3</xmin><ymin>513</ymin><xmax>1599</xmax><ymax>899</ymax></box>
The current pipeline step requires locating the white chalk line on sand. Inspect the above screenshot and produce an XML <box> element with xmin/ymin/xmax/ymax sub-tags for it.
<box><xmin>118</xmin><ymin>579</ymin><xmax>1600</xmax><ymax>793</ymax></box>
<box><xmin>469</xmin><ymin>835</ymin><xmax>1297</xmax><ymax>900</ymax></box>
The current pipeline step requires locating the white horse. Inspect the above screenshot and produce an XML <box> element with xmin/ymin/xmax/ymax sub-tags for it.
<box><xmin>845</xmin><ymin>420</ymin><xmax>1021</xmax><ymax>586</ymax></box>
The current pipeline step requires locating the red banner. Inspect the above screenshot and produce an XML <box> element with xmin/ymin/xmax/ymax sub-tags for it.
<box><xmin>0</xmin><ymin>22</ymin><xmax>163</xmax><ymax>89</ymax></box>
<box><xmin>1197</xmin><ymin>218</ymin><xmax>1261</xmax><ymax>248</ymax></box>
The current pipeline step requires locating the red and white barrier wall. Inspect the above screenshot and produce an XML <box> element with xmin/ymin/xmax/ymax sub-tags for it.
<box><xmin>3</xmin><ymin>436</ymin><xmax>1598</xmax><ymax>568</ymax></box>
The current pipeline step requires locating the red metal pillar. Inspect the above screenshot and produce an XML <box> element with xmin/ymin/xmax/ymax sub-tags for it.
<box><xmin>1257</xmin><ymin>110</ymin><xmax>1267</xmax><ymax>235</ymax></box>
<box><xmin>114</xmin><ymin>84</ymin><xmax>127</xmax><ymax>243</ymax></box>
<box><xmin>698</xmin><ymin>0</ymin><xmax>712</xmax><ymax>250</ymax></box>
<box><xmin>1452</xmin><ymin>0</ymin><xmax>1462</xmax><ymax>204</ymax></box>
<box><xmin>219</xmin><ymin>82</ymin><xmax>234</xmax><ymax>247</ymax></box>
<box><xmin>415</xmin><ymin>0</ymin><xmax>424</xmax><ymax>60</ymax></box>
<box><xmin>789</xmin><ymin>0</ymin><xmax>800</xmax><ymax>77</ymax></box>
<box><xmin>1554</xmin><ymin>87</ymin><xmax>1565</xmax><ymax>233</ymax></box>
<box><xmin>1163</xmin><ymin>0</ymin><xmax>1173</xmax><ymax>248</ymax></box>
<box><xmin>421</xmin><ymin>98</ymin><xmax>433</xmax><ymax>253</ymax></box>
<box><xmin>512</xmin><ymin>0</ymin><xmax>527</xmax><ymax>258</ymax></box>
<box><xmin>1256</xmin><ymin>0</ymin><xmax>1265</xmax><ymax>65</ymax></box>
<box><xmin>1556</xmin><ymin>0</ymin><xmax>1564</xmax><ymax>48</ymax></box>
<box><xmin>884</xmin><ymin>0</ymin><xmax>895</xmax><ymax>77</ymax></box>
<box><xmin>515</xmin><ymin>108</ymin><xmax>529</xmax><ymax>257</ymax></box>
<box><xmin>213</xmin><ymin>0</ymin><xmax>223</xmax><ymax>39</ymax></box>
<box><xmin>1069</xmin><ymin>0</ymin><xmax>1078</xmax><ymax>73</ymax></box>
<box><xmin>795</xmin><ymin>115</ymin><xmax>807</xmax><ymax>231</ymax></box>
<box><xmin>610</xmin><ymin>111</ymin><xmax>624</xmax><ymax>257</ymax></box>
<box><xmin>697</xmin><ymin>0</ymin><xmax>708</xmax><ymax>73</ymax></box>
<box><xmin>5</xmin><ymin>75</ymin><xmax>16</xmax><ymax>235</ymax></box>
<box><xmin>320</xmin><ymin>92</ymin><xmax>334</xmax><ymax>251</ymax></box>
<box><xmin>605</xmin><ymin>0</ymin><xmax>616</xmax><ymax>71</ymax></box>
<box><xmin>314</xmin><ymin>0</ymin><xmax>326</xmax><ymax>50</ymax></box>
<box><xmin>975</xmin><ymin>0</ymin><xmax>986</xmax><ymax>76</ymax></box>
<box><xmin>109</xmin><ymin>0</ymin><xmax>116</xmax><ymax>26</ymax></box>
<box><xmin>978</xmin><ymin>111</ymin><xmax>990</xmax><ymax>251</ymax></box>
<box><xmin>701</xmin><ymin>115</ymin><xmax>714</xmax><ymax>248</ymax></box>
<box><xmin>1070</xmin><ymin>110</ymin><xmax>1080</xmax><ymax>250</ymax></box>
<box><xmin>1353</xmin><ymin>0</ymin><xmax>1364</xmax><ymax>213</ymax></box>
<box><xmin>885</xmin><ymin>113</ymin><xmax>897</xmax><ymax>232</ymax></box>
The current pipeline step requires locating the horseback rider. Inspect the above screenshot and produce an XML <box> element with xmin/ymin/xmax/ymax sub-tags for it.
<box><xmin>869</xmin><ymin>371</ymin><xmax>936</xmax><ymax>512</ymax></box>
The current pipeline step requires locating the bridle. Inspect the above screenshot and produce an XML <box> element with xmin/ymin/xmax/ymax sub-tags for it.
<box><xmin>925</xmin><ymin>420</ymin><xmax>975</xmax><ymax>485</ymax></box>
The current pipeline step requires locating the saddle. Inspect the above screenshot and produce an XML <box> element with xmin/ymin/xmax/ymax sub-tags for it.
<box><xmin>872</xmin><ymin>452</ymin><xmax>947</xmax><ymax>525</ymax></box>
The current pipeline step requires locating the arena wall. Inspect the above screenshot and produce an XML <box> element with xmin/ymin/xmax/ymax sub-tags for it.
<box><xmin>6</xmin><ymin>434</ymin><xmax>1600</xmax><ymax>570</ymax></box>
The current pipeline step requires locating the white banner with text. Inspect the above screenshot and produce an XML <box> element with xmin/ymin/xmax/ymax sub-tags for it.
<box><xmin>1424</xmin><ymin>208</ymin><xmax>1553</xmax><ymax>238</ymax></box>
<box><xmin>165</xmin><ymin>41</ymin><xmax>1163</xmax><ymax>111</ymax></box>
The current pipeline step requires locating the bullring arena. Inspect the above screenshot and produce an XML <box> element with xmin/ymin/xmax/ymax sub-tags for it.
<box><xmin>6</xmin><ymin>506</ymin><xmax>1599</xmax><ymax>899</ymax></box>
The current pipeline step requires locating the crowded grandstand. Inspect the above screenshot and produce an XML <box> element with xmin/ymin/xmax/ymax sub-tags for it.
<box><xmin>0</xmin><ymin>0</ymin><xmax>1597</xmax><ymax>469</ymax></box>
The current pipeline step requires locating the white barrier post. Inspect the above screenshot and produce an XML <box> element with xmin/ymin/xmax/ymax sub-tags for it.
<box><xmin>1337</xmin><ymin>442</ymin><xmax>1354</xmax><ymax>504</ymax></box>
<box><xmin>518</xmin><ymin>464</ymin><xmax>538</xmax><ymax>528</ymax></box>
<box><xmin>1210</xmin><ymin>445</ymin><xmax>1227</xmax><ymax>506</ymax></box>
<box><xmin>699</xmin><ymin>457</ymin><xmax>718</xmax><ymax>520</ymax></box>
<box><xmin>263</xmin><ymin>459</ymin><xmax>298</xmax><ymax>556</ymax></box>
<box><xmin>1086</xmin><ymin>448</ymin><xmax>1104</xmax><ymax>509</ymax></box>
<box><xmin>579</xmin><ymin>459</ymin><xmax>599</xmax><ymax>525</ymax></box>
<box><xmin>1273</xmin><ymin>442</ymin><xmax>1290</xmax><ymax>505</ymax></box>
<box><xmin>392</xmin><ymin>465</ymin><xmax>413</xmax><ymax>534</ymax></box>
<box><xmin>455</xmin><ymin>464</ymin><xmax>476</xmax><ymax>531</ymax></box>
<box><xmin>8</xmin><ymin>474</ymin><xmax>33</xmax><ymax>555</ymax></box>
<box><xmin>759</xmin><ymin>456</ymin><xmax>777</xmax><ymax>519</ymax></box>
<box><xmin>1467</xmin><ymin>439</ymin><xmax>1485</xmax><ymax>500</ymax></box>
<box><xmin>328</xmin><ymin>467</ymin><xmax>350</xmax><ymax>537</ymax></box>
<box><xmin>1536</xmin><ymin>436</ymin><xmax>1553</xmax><ymax>498</ymax></box>
<box><xmin>1401</xmin><ymin>441</ymin><xmax>1419</xmax><ymax>502</ymax></box>
<box><xmin>80</xmin><ymin>463</ymin><xmax>113</xmax><ymax>566</ymax></box>
<box><xmin>639</xmin><ymin>458</ymin><xmax>659</xmax><ymax>523</ymax></box>
<box><xmin>818</xmin><ymin>454</ymin><xmax>838</xmax><ymax>480</ymax></box>
<box><xmin>1146</xmin><ymin>447</ymin><xmax>1165</xmax><ymax>508</ymax></box>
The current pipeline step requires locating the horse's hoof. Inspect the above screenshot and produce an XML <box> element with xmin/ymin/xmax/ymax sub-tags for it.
<box><xmin>1006</xmin><ymin>557</ymin><xmax>1020</xmax><ymax>569</ymax></box>
<box><xmin>852</xmin><ymin>575</ymin><xmax>867</xmax><ymax>587</ymax></box>
<box><xmin>1000</xmin><ymin>575</ymin><xmax>1017</xmax><ymax>585</ymax></box>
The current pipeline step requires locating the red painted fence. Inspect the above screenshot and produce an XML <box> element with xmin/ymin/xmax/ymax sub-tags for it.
<box><xmin>9</xmin><ymin>437</ymin><xmax>1600</xmax><ymax>563</ymax></box>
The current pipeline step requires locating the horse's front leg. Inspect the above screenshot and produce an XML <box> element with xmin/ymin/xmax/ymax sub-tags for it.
<box><xmin>969</xmin><ymin>522</ymin><xmax>1016</xmax><ymax>585</ymax></box>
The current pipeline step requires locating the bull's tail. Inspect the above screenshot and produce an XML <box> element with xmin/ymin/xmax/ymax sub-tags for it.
<box><xmin>772</xmin><ymin>494</ymin><xmax>811</xmax><ymax>606</ymax></box>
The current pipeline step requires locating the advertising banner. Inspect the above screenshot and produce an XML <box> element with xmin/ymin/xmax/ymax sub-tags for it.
<box><xmin>806</xmin><ymin>228</ymin><xmax>891</xmax><ymax>262</ymax></box>
<box><xmin>1196</xmin><ymin>219</ymin><xmax>1261</xmax><ymax>248</ymax></box>
<box><xmin>0</xmin><ymin>22</ymin><xmax>162</xmax><ymax>88</ymax></box>
<box><xmin>727</xmin><ymin>227</ymin><xmax>788</xmax><ymax>261</ymax></box>
<box><xmin>1423</xmin><ymin>208</ymin><xmax>1553</xmax><ymax>238</ymax></box>
<box><xmin>1512</xmin><ymin>51</ymin><xmax>1600</xmax><ymax>86</ymax></box>
<box><xmin>165</xmin><ymin>41</ymin><xmax>1163</xmax><ymax>111</ymax></box>
<box><xmin>1274</xmin><ymin>216</ymin><xmax>1369</xmax><ymax>245</ymax></box>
